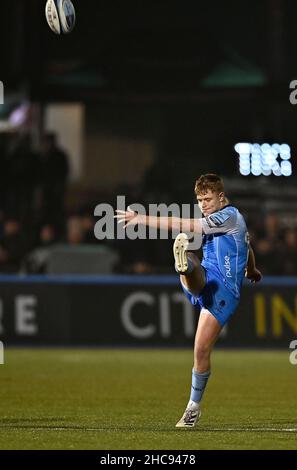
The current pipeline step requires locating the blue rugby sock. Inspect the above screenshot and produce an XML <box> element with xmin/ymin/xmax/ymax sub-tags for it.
<box><xmin>190</xmin><ymin>368</ymin><xmax>211</xmax><ymax>404</ymax></box>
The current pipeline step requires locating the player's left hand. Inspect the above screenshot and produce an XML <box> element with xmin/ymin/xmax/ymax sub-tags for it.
<box><xmin>245</xmin><ymin>268</ymin><xmax>262</xmax><ymax>283</ymax></box>
<box><xmin>114</xmin><ymin>207</ymin><xmax>139</xmax><ymax>228</ymax></box>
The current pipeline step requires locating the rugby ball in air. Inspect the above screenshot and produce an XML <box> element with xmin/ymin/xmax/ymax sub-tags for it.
<box><xmin>45</xmin><ymin>0</ymin><xmax>76</xmax><ymax>35</ymax></box>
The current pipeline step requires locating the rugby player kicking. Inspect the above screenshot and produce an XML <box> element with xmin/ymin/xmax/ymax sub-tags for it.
<box><xmin>115</xmin><ymin>174</ymin><xmax>262</xmax><ymax>428</ymax></box>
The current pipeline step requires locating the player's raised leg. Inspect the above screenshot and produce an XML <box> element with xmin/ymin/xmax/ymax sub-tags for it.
<box><xmin>173</xmin><ymin>232</ymin><xmax>205</xmax><ymax>296</ymax></box>
<box><xmin>176</xmin><ymin>309</ymin><xmax>222</xmax><ymax>428</ymax></box>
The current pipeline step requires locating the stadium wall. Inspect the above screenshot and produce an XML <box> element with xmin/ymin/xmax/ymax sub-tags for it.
<box><xmin>0</xmin><ymin>275</ymin><xmax>296</xmax><ymax>347</ymax></box>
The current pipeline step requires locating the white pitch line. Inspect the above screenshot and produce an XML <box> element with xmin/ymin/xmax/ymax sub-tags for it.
<box><xmin>0</xmin><ymin>426</ymin><xmax>297</xmax><ymax>433</ymax></box>
<box><xmin>201</xmin><ymin>428</ymin><xmax>297</xmax><ymax>433</ymax></box>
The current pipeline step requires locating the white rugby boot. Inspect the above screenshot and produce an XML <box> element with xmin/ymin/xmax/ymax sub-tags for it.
<box><xmin>175</xmin><ymin>405</ymin><xmax>201</xmax><ymax>429</ymax></box>
<box><xmin>173</xmin><ymin>233</ymin><xmax>189</xmax><ymax>274</ymax></box>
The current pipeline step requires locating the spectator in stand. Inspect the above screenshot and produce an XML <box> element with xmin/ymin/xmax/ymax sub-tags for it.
<box><xmin>40</xmin><ymin>133</ymin><xmax>69</xmax><ymax>230</ymax></box>
<box><xmin>254</xmin><ymin>213</ymin><xmax>283</xmax><ymax>275</ymax></box>
<box><xmin>6</xmin><ymin>133</ymin><xmax>39</xmax><ymax>222</ymax></box>
<box><xmin>80</xmin><ymin>211</ymin><xmax>96</xmax><ymax>244</ymax></box>
<box><xmin>21</xmin><ymin>223</ymin><xmax>57</xmax><ymax>274</ymax></box>
<box><xmin>280</xmin><ymin>228</ymin><xmax>297</xmax><ymax>275</ymax></box>
<box><xmin>66</xmin><ymin>216</ymin><xmax>84</xmax><ymax>245</ymax></box>
<box><xmin>0</xmin><ymin>219</ymin><xmax>27</xmax><ymax>273</ymax></box>
<box><xmin>0</xmin><ymin>134</ymin><xmax>9</xmax><ymax>215</ymax></box>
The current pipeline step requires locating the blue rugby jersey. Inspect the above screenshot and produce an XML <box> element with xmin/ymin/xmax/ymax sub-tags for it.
<box><xmin>200</xmin><ymin>205</ymin><xmax>249</xmax><ymax>298</ymax></box>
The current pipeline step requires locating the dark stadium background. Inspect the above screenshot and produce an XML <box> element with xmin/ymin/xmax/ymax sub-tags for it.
<box><xmin>0</xmin><ymin>0</ymin><xmax>296</xmax><ymax>451</ymax></box>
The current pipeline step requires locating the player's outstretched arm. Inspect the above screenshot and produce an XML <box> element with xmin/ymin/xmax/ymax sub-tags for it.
<box><xmin>245</xmin><ymin>245</ymin><xmax>262</xmax><ymax>283</ymax></box>
<box><xmin>114</xmin><ymin>207</ymin><xmax>203</xmax><ymax>233</ymax></box>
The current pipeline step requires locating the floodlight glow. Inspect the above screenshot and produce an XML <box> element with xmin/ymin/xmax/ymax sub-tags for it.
<box><xmin>271</xmin><ymin>147</ymin><xmax>278</xmax><ymax>156</ymax></box>
<box><xmin>281</xmin><ymin>161</ymin><xmax>292</xmax><ymax>176</ymax></box>
<box><xmin>240</xmin><ymin>164</ymin><xmax>250</xmax><ymax>170</ymax></box>
<box><xmin>261</xmin><ymin>143</ymin><xmax>270</xmax><ymax>153</ymax></box>
<box><xmin>262</xmin><ymin>169</ymin><xmax>272</xmax><ymax>176</ymax></box>
<box><xmin>235</xmin><ymin>142</ymin><xmax>293</xmax><ymax>176</ymax></box>
<box><xmin>251</xmin><ymin>145</ymin><xmax>261</xmax><ymax>155</ymax></box>
<box><xmin>234</xmin><ymin>143</ymin><xmax>251</xmax><ymax>154</ymax></box>
<box><xmin>251</xmin><ymin>167</ymin><xmax>262</xmax><ymax>176</ymax></box>
<box><xmin>273</xmin><ymin>167</ymin><xmax>282</xmax><ymax>176</ymax></box>
<box><xmin>251</xmin><ymin>162</ymin><xmax>261</xmax><ymax>169</ymax></box>
<box><xmin>240</xmin><ymin>168</ymin><xmax>250</xmax><ymax>176</ymax></box>
<box><xmin>280</xmin><ymin>143</ymin><xmax>291</xmax><ymax>160</ymax></box>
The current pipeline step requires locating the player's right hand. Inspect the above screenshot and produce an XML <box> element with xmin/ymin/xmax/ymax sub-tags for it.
<box><xmin>245</xmin><ymin>268</ymin><xmax>262</xmax><ymax>283</ymax></box>
<box><xmin>114</xmin><ymin>206</ymin><xmax>139</xmax><ymax>228</ymax></box>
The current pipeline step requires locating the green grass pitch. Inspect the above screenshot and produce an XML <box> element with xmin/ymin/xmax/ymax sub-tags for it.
<box><xmin>0</xmin><ymin>348</ymin><xmax>296</xmax><ymax>450</ymax></box>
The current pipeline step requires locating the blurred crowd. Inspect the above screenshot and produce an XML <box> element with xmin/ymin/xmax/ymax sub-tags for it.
<box><xmin>0</xmin><ymin>133</ymin><xmax>296</xmax><ymax>276</ymax></box>
<box><xmin>112</xmin><ymin>212</ymin><xmax>297</xmax><ymax>276</ymax></box>
<box><xmin>248</xmin><ymin>213</ymin><xmax>297</xmax><ymax>277</ymax></box>
<box><xmin>0</xmin><ymin>208</ymin><xmax>296</xmax><ymax>277</ymax></box>
<box><xmin>0</xmin><ymin>132</ymin><xmax>69</xmax><ymax>228</ymax></box>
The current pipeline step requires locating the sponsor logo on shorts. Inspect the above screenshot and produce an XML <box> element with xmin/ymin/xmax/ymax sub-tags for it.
<box><xmin>224</xmin><ymin>255</ymin><xmax>232</xmax><ymax>278</ymax></box>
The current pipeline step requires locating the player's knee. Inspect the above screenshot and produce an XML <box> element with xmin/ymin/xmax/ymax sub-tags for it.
<box><xmin>194</xmin><ymin>344</ymin><xmax>210</xmax><ymax>364</ymax></box>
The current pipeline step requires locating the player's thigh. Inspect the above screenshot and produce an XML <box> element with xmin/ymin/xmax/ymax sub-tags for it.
<box><xmin>180</xmin><ymin>262</ymin><xmax>206</xmax><ymax>296</ymax></box>
<box><xmin>194</xmin><ymin>308</ymin><xmax>222</xmax><ymax>353</ymax></box>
